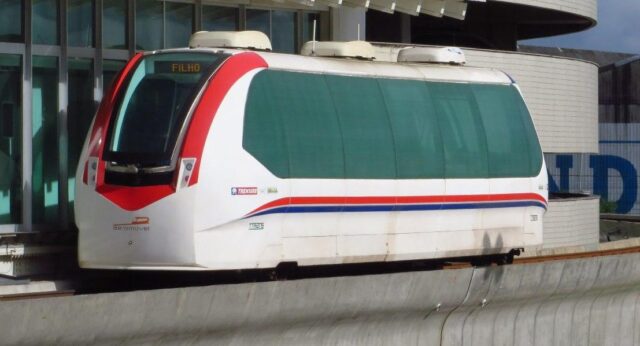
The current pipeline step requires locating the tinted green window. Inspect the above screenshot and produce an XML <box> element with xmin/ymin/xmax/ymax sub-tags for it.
<box><xmin>0</xmin><ymin>54</ymin><xmax>21</xmax><ymax>224</ymax></box>
<box><xmin>103</xmin><ymin>0</ymin><xmax>127</xmax><ymax>49</ymax></box>
<box><xmin>68</xmin><ymin>0</ymin><xmax>94</xmax><ymax>47</ymax></box>
<box><xmin>165</xmin><ymin>2</ymin><xmax>193</xmax><ymax>49</ymax></box>
<box><xmin>472</xmin><ymin>84</ymin><xmax>533</xmax><ymax>177</ymax></box>
<box><xmin>325</xmin><ymin>75</ymin><xmax>396</xmax><ymax>179</ymax></box>
<box><xmin>33</xmin><ymin>0</ymin><xmax>59</xmax><ymax>45</ymax></box>
<box><xmin>202</xmin><ymin>5</ymin><xmax>238</xmax><ymax>31</ymax></box>
<box><xmin>0</xmin><ymin>0</ymin><xmax>22</xmax><ymax>42</ymax></box>
<box><xmin>379</xmin><ymin>78</ymin><xmax>444</xmax><ymax>178</ymax></box>
<box><xmin>244</xmin><ymin>70</ymin><xmax>541</xmax><ymax>180</ymax></box>
<box><xmin>271</xmin><ymin>10</ymin><xmax>295</xmax><ymax>53</ymax></box>
<box><xmin>67</xmin><ymin>58</ymin><xmax>93</xmax><ymax>217</ymax></box>
<box><xmin>243</xmin><ymin>72</ymin><xmax>289</xmax><ymax>178</ymax></box>
<box><xmin>135</xmin><ymin>0</ymin><xmax>162</xmax><ymax>50</ymax></box>
<box><xmin>245</xmin><ymin>71</ymin><xmax>343</xmax><ymax>178</ymax></box>
<box><xmin>32</xmin><ymin>56</ymin><xmax>58</xmax><ymax>224</ymax></box>
<box><xmin>429</xmin><ymin>83</ymin><xmax>489</xmax><ymax>178</ymax></box>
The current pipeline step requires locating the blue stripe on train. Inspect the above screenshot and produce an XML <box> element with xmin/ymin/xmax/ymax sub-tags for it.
<box><xmin>248</xmin><ymin>200</ymin><xmax>546</xmax><ymax>218</ymax></box>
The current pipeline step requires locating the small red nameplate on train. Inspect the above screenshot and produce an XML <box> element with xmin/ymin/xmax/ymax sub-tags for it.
<box><xmin>155</xmin><ymin>61</ymin><xmax>202</xmax><ymax>74</ymax></box>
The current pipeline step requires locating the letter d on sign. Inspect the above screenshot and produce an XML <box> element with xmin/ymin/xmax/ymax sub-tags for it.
<box><xmin>590</xmin><ymin>155</ymin><xmax>638</xmax><ymax>214</ymax></box>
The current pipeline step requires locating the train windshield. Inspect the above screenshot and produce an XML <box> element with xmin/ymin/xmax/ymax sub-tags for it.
<box><xmin>104</xmin><ymin>52</ymin><xmax>227</xmax><ymax>168</ymax></box>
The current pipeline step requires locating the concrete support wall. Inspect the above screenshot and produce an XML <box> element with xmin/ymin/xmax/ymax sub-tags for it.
<box><xmin>2</xmin><ymin>253</ymin><xmax>640</xmax><ymax>345</ymax></box>
<box><xmin>543</xmin><ymin>196</ymin><xmax>600</xmax><ymax>249</ymax></box>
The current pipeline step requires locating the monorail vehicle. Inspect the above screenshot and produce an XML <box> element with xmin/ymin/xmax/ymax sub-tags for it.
<box><xmin>75</xmin><ymin>33</ymin><xmax>547</xmax><ymax>270</ymax></box>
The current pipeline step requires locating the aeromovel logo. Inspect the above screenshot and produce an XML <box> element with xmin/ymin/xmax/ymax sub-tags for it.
<box><xmin>231</xmin><ymin>187</ymin><xmax>258</xmax><ymax>195</ymax></box>
<box><xmin>113</xmin><ymin>217</ymin><xmax>150</xmax><ymax>231</ymax></box>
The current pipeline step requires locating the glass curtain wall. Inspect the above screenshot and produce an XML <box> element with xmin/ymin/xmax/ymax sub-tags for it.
<box><xmin>33</xmin><ymin>0</ymin><xmax>59</xmax><ymax>45</ymax></box>
<box><xmin>68</xmin><ymin>0</ymin><xmax>94</xmax><ymax>47</ymax></box>
<box><xmin>136</xmin><ymin>0</ymin><xmax>194</xmax><ymax>50</ymax></box>
<box><xmin>0</xmin><ymin>54</ymin><xmax>21</xmax><ymax>224</ymax></box>
<box><xmin>202</xmin><ymin>5</ymin><xmax>238</xmax><ymax>31</ymax></box>
<box><xmin>0</xmin><ymin>0</ymin><xmax>326</xmax><ymax>229</ymax></box>
<box><xmin>247</xmin><ymin>9</ymin><xmax>296</xmax><ymax>53</ymax></box>
<box><xmin>0</xmin><ymin>0</ymin><xmax>22</xmax><ymax>42</ymax></box>
<box><xmin>32</xmin><ymin>56</ymin><xmax>59</xmax><ymax>224</ymax></box>
<box><xmin>103</xmin><ymin>59</ymin><xmax>126</xmax><ymax>91</ymax></box>
<box><xmin>67</xmin><ymin>58</ymin><xmax>94</xmax><ymax>218</ymax></box>
<box><xmin>302</xmin><ymin>12</ymin><xmax>321</xmax><ymax>43</ymax></box>
<box><xmin>103</xmin><ymin>0</ymin><xmax>127</xmax><ymax>49</ymax></box>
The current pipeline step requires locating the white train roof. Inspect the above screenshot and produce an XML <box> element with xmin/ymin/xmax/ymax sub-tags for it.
<box><xmin>161</xmin><ymin>47</ymin><xmax>513</xmax><ymax>85</ymax></box>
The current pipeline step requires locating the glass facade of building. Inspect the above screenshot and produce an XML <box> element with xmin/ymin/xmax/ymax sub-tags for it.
<box><xmin>0</xmin><ymin>0</ymin><xmax>324</xmax><ymax>231</ymax></box>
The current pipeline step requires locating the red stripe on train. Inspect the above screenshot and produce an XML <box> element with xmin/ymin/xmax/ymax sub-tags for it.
<box><xmin>248</xmin><ymin>193</ymin><xmax>548</xmax><ymax>215</ymax></box>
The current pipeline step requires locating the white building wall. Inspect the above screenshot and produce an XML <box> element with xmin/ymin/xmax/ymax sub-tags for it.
<box><xmin>543</xmin><ymin>197</ymin><xmax>600</xmax><ymax>249</ymax></box>
<box><xmin>464</xmin><ymin>49</ymin><xmax>599</xmax><ymax>154</ymax></box>
<box><xmin>372</xmin><ymin>45</ymin><xmax>599</xmax><ymax>154</ymax></box>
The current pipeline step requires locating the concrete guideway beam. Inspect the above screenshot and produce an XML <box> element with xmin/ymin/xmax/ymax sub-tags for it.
<box><xmin>1</xmin><ymin>253</ymin><xmax>640</xmax><ymax>345</ymax></box>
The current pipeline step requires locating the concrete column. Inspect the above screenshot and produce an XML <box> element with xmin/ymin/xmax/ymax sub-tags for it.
<box><xmin>331</xmin><ymin>7</ymin><xmax>366</xmax><ymax>41</ymax></box>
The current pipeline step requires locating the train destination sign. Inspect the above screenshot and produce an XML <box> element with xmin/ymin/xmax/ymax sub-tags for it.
<box><xmin>155</xmin><ymin>61</ymin><xmax>202</xmax><ymax>74</ymax></box>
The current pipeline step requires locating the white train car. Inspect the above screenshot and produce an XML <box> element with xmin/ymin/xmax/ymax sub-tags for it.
<box><xmin>75</xmin><ymin>32</ymin><xmax>547</xmax><ymax>270</ymax></box>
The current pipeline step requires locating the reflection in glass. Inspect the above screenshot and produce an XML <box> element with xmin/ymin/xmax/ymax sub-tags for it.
<box><xmin>103</xmin><ymin>0</ymin><xmax>127</xmax><ymax>49</ymax></box>
<box><xmin>33</xmin><ymin>0</ymin><xmax>59</xmax><ymax>45</ymax></box>
<box><xmin>67</xmin><ymin>58</ymin><xmax>94</xmax><ymax>218</ymax></box>
<box><xmin>0</xmin><ymin>0</ymin><xmax>22</xmax><ymax>42</ymax></box>
<box><xmin>246</xmin><ymin>9</ymin><xmax>270</xmax><ymax>39</ymax></box>
<box><xmin>68</xmin><ymin>0</ymin><xmax>94</xmax><ymax>47</ymax></box>
<box><xmin>272</xmin><ymin>10</ymin><xmax>295</xmax><ymax>53</ymax></box>
<box><xmin>202</xmin><ymin>5</ymin><xmax>238</xmax><ymax>31</ymax></box>
<box><xmin>0</xmin><ymin>54</ymin><xmax>22</xmax><ymax>224</ymax></box>
<box><xmin>103</xmin><ymin>60</ymin><xmax>126</xmax><ymax>92</ymax></box>
<box><xmin>165</xmin><ymin>2</ymin><xmax>193</xmax><ymax>48</ymax></box>
<box><xmin>33</xmin><ymin>56</ymin><xmax>59</xmax><ymax>224</ymax></box>
<box><xmin>136</xmin><ymin>0</ymin><xmax>163</xmax><ymax>50</ymax></box>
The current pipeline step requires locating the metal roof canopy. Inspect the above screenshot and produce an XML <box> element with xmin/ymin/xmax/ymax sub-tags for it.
<box><xmin>238</xmin><ymin>0</ymin><xmax>484</xmax><ymax>19</ymax></box>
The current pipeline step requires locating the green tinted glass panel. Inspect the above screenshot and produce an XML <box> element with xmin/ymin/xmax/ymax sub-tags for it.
<box><xmin>32</xmin><ymin>56</ymin><xmax>59</xmax><ymax>224</ymax></box>
<box><xmin>0</xmin><ymin>54</ymin><xmax>21</xmax><ymax>223</ymax></box>
<box><xmin>325</xmin><ymin>75</ymin><xmax>396</xmax><ymax>178</ymax></box>
<box><xmin>514</xmin><ymin>89</ymin><xmax>543</xmax><ymax>174</ymax></box>
<box><xmin>33</xmin><ymin>0</ymin><xmax>59</xmax><ymax>45</ymax></box>
<box><xmin>245</xmin><ymin>70</ymin><xmax>343</xmax><ymax>178</ymax></box>
<box><xmin>302</xmin><ymin>12</ymin><xmax>321</xmax><ymax>43</ymax></box>
<box><xmin>136</xmin><ymin>0</ymin><xmax>162</xmax><ymax>50</ymax></box>
<box><xmin>67</xmin><ymin>58</ymin><xmax>93</xmax><ymax>221</ymax></box>
<box><xmin>472</xmin><ymin>84</ymin><xmax>532</xmax><ymax>177</ymax></box>
<box><xmin>165</xmin><ymin>2</ymin><xmax>193</xmax><ymax>49</ymax></box>
<box><xmin>243</xmin><ymin>72</ymin><xmax>289</xmax><ymax>178</ymax></box>
<box><xmin>0</xmin><ymin>0</ymin><xmax>22</xmax><ymax>42</ymax></box>
<box><xmin>428</xmin><ymin>83</ymin><xmax>489</xmax><ymax>178</ymax></box>
<box><xmin>68</xmin><ymin>0</ymin><xmax>94</xmax><ymax>47</ymax></box>
<box><xmin>379</xmin><ymin>78</ymin><xmax>444</xmax><ymax>178</ymax></box>
<box><xmin>246</xmin><ymin>9</ymin><xmax>270</xmax><ymax>38</ymax></box>
<box><xmin>103</xmin><ymin>59</ymin><xmax>126</xmax><ymax>91</ymax></box>
<box><xmin>103</xmin><ymin>0</ymin><xmax>127</xmax><ymax>49</ymax></box>
<box><xmin>244</xmin><ymin>70</ymin><xmax>541</xmax><ymax>180</ymax></box>
<box><xmin>271</xmin><ymin>10</ymin><xmax>295</xmax><ymax>53</ymax></box>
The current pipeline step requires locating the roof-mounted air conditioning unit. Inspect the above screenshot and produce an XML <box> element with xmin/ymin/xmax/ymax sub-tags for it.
<box><xmin>397</xmin><ymin>47</ymin><xmax>466</xmax><ymax>65</ymax></box>
<box><xmin>188</xmin><ymin>31</ymin><xmax>272</xmax><ymax>51</ymax></box>
<box><xmin>300</xmin><ymin>41</ymin><xmax>375</xmax><ymax>61</ymax></box>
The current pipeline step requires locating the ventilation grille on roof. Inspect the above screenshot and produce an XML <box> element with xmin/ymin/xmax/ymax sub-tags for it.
<box><xmin>397</xmin><ymin>47</ymin><xmax>466</xmax><ymax>65</ymax></box>
<box><xmin>300</xmin><ymin>41</ymin><xmax>375</xmax><ymax>60</ymax></box>
<box><xmin>188</xmin><ymin>31</ymin><xmax>272</xmax><ymax>51</ymax></box>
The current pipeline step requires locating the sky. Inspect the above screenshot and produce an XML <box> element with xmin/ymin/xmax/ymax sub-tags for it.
<box><xmin>521</xmin><ymin>0</ymin><xmax>640</xmax><ymax>54</ymax></box>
